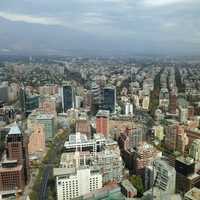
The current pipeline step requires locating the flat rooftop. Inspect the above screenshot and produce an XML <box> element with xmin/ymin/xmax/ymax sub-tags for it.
<box><xmin>185</xmin><ymin>187</ymin><xmax>200</xmax><ymax>200</ymax></box>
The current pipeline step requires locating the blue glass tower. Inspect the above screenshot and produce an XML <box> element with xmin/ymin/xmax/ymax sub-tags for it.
<box><xmin>62</xmin><ymin>85</ymin><xmax>74</xmax><ymax>112</ymax></box>
<box><xmin>102</xmin><ymin>86</ymin><xmax>116</xmax><ymax>113</ymax></box>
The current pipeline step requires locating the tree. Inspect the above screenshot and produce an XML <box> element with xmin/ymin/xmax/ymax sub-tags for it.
<box><xmin>129</xmin><ymin>175</ymin><xmax>144</xmax><ymax>197</ymax></box>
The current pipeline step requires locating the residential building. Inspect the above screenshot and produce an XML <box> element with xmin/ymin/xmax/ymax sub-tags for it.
<box><xmin>153</xmin><ymin>157</ymin><xmax>176</xmax><ymax>194</ymax></box>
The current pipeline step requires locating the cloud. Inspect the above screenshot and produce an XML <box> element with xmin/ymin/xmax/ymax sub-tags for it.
<box><xmin>0</xmin><ymin>11</ymin><xmax>64</xmax><ymax>26</ymax></box>
<box><xmin>143</xmin><ymin>0</ymin><xmax>191</xmax><ymax>7</ymax></box>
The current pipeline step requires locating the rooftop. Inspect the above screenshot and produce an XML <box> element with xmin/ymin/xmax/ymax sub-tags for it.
<box><xmin>184</xmin><ymin>187</ymin><xmax>200</xmax><ymax>200</ymax></box>
<box><xmin>8</xmin><ymin>123</ymin><xmax>21</xmax><ymax>135</ymax></box>
<box><xmin>96</xmin><ymin>110</ymin><xmax>110</xmax><ymax>117</ymax></box>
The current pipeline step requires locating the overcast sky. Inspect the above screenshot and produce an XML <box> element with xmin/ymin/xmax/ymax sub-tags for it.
<box><xmin>0</xmin><ymin>0</ymin><xmax>200</xmax><ymax>56</ymax></box>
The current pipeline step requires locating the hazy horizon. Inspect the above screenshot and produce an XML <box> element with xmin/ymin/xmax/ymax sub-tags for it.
<box><xmin>0</xmin><ymin>0</ymin><xmax>200</xmax><ymax>56</ymax></box>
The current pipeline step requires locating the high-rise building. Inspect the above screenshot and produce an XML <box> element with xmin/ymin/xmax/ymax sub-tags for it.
<box><xmin>39</xmin><ymin>96</ymin><xmax>57</xmax><ymax>114</ymax></box>
<box><xmin>153</xmin><ymin>157</ymin><xmax>176</xmax><ymax>194</ymax></box>
<box><xmin>179</xmin><ymin>106</ymin><xmax>188</xmax><ymax>123</ymax></box>
<box><xmin>169</xmin><ymin>91</ymin><xmax>177</xmax><ymax>114</ymax></box>
<box><xmin>165</xmin><ymin>124</ymin><xmax>188</xmax><ymax>153</ymax></box>
<box><xmin>133</xmin><ymin>142</ymin><xmax>161</xmax><ymax>175</ymax></box>
<box><xmin>19</xmin><ymin>86</ymin><xmax>39</xmax><ymax>114</ymax></box>
<box><xmin>62</xmin><ymin>85</ymin><xmax>74</xmax><ymax>112</ymax></box>
<box><xmin>125</xmin><ymin>102</ymin><xmax>133</xmax><ymax>116</ymax></box>
<box><xmin>0</xmin><ymin>82</ymin><xmax>9</xmax><ymax>103</ymax></box>
<box><xmin>36</xmin><ymin>114</ymin><xmax>56</xmax><ymax>141</ymax></box>
<box><xmin>0</xmin><ymin>160</ymin><xmax>25</xmax><ymax>193</ymax></box>
<box><xmin>54</xmin><ymin>167</ymin><xmax>102</xmax><ymax>200</ymax></box>
<box><xmin>102</xmin><ymin>86</ymin><xmax>116</xmax><ymax>113</ymax></box>
<box><xmin>5</xmin><ymin>123</ymin><xmax>30</xmax><ymax>184</ymax></box>
<box><xmin>129</xmin><ymin>127</ymin><xmax>144</xmax><ymax>149</ymax></box>
<box><xmin>175</xmin><ymin>156</ymin><xmax>200</xmax><ymax>194</ymax></box>
<box><xmin>189</xmin><ymin>139</ymin><xmax>200</xmax><ymax>162</ymax></box>
<box><xmin>96</xmin><ymin>110</ymin><xmax>110</xmax><ymax>138</ymax></box>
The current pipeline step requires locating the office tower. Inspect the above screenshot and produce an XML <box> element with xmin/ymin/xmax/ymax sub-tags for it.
<box><xmin>36</xmin><ymin>114</ymin><xmax>56</xmax><ymax>141</ymax></box>
<box><xmin>20</xmin><ymin>86</ymin><xmax>39</xmax><ymax>114</ymax></box>
<box><xmin>169</xmin><ymin>91</ymin><xmax>177</xmax><ymax>114</ymax></box>
<box><xmin>28</xmin><ymin>123</ymin><xmax>46</xmax><ymax>154</ymax></box>
<box><xmin>62</xmin><ymin>85</ymin><xmax>74</xmax><ymax>112</ymax></box>
<box><xmin>91</xmin><ymin>82</ymin><xmax>101</xmax><ymax>104</ymax></box>
<box><xmin>153</xmin><ymin>157</ymin><xmax>176</xmax><ymax>194</ymax></box>
<box><xmin>175</xmin><ymin>156</ymin><xmax>200</xmax><ymax>195</ymax></box>
<box><xmin>125</xmin><ymin>102</ymin><xmax>133</xmax><ymax>116</ymax></box>
<box><xmin>102</xmin><ymin>86</ymin><xmax>116</xmax><ymax>113</ymax></box>
<box><xmin>5</xmin><ymin>123</ymin><xmax>30</xmax><ymax>184</ymax></box>
<box><xmin>54</xmin><ymin>167</ymin><xmax>102</xmax><ymax>200</ymax></box>
<box><xmin>0</xmin><ymin>160</ymin><xmax>25</xmax><ymax>192</ymax></box>
<box><xmin>96</xmin><ymin>110</ymin><xmax>110</xmax><ymax>138</ymax></box>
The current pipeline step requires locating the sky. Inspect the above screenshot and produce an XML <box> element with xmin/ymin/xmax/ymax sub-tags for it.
<box><xmin>0</xmin><ymin>0</ymin><xmax>200</xmax><ymax>56</ymax></box>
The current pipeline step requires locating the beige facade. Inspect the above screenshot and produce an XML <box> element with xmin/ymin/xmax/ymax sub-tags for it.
<box><xmin>28</xmin><ymin>123</ymin><xmax>45</xmax><ymax>154</ymax></box>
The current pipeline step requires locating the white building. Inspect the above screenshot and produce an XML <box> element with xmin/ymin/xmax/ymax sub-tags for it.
<box><xmin>125</xmin><ymin>102</ymin><xmax>133</xmax><ymax>116</ymax></box>
<box><xmin>179</xmin><ymin>106</ymin><xmax>188</xmax><ymax>123</ymax></box>
<box><xmin>142</xmin><ymin>96</ymin><xmax>150</xmax><ymax>110</ymax></box>
<box><xmin>189</xmin><ymin>139</ymin><xmax>200</xmax><ymax>161</ymax></box>
<box><xmin>153</xmin><ymin>157</ymin><xmax>176</xmax><ymax>194</ymax></box>
<box><xmin>54</xmin><ymin>167</ymin><xmax>102</xmax><ymax>200</ymax></box>
<box><xmin>133</xmin><ymin>95</ymin><xmax>140</xmax><ymax>108</ymax></box>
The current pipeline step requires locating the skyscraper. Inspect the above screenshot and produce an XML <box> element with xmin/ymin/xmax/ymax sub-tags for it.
<box><xmin>5</xmin><ymin>123</ymin><xmax>30</xmax><ymax>184</ymax></box>
<box><xmin>62</xmin><ymin>85</ymin><xmax>74</xmax><ymax>112</ymax></box>
<box><xmin>102</xmin><ymin>86</ymin><xmax>116</xmax><ymax>113</ymax></box>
